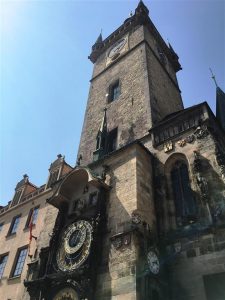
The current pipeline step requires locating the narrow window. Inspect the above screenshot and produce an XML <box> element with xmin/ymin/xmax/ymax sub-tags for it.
<box><xmin>11</xmin><ymin>247</ymin><xmax>28</xmax><ymax>277</ymax></box>
<box><xmin>25</xmin><ymin>207</ymin><xmax>39</xmax><ymax>228</ymax></box>
<box><xmin>109</xmin><ymin>80</ymin><xmax>120</xmax><ymax>103</ymax></box>
<box><xmin>107</xmin><ymin>128</ymin><xmax>118</xmax><ymax>153</ymax></box>
<box><xmin>8</xmin><ymin>215</ymin><xmax>21</xmax><ymax>235</ymax></box>
<box><xmin>0</xmin><ymin>223</ymin><xmax>3</xmax><ymax>233</ymax></box>
<box><xmin>0</xmin><ymin>254</ymin><xmax>8</xmax><ymax>279</ymax></box>
<box><xmin>171</xmin><ymin>162</ymin><xmax>196</xmax><ymax>226</ymax></box>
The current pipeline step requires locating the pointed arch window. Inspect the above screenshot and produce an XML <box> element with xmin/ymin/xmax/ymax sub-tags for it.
<box><xmin>171</xmin><ymin>161</ymin><xmax>196</xmax><ymax>226</ymax></box>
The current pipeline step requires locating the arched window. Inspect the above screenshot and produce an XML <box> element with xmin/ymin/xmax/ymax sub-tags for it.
<box><xmin>171</xmin><ymin>161</ymin><xmax>196</xmax><ymax>226</ymax></box>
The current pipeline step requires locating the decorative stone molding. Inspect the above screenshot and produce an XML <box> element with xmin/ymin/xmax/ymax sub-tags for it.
<box><xmin>186</xmin><ymin>135</ymin><xmax>195</xmax><ymax>143</ymax></box>
<box><xmin>131</xmin><ymin>211</ymin><xmax>142</xmax><ymax>224</ymax></box>
<box><xmin>111</xmin><ymin>231</ymin><xmax>132</xmax><ymax>249</ymax></box>
<box><xmin>177</xmin><ymin>139</ymin><xmax>186</xmax><ymax>147</ymax></box>
<box><xmin>193</xmin><ymin>151</ymin><xmax>202</xmax><ymax>173</ymax></box>
<box><xmin>112</xmin><ymin>236</ymin><xmax>123</xmax><ymax>249</ymax></box>
<box><xmin>177</xmin><ymin>135</ymin><xmax>195</xmax><ymax>147</ymax></box>
<box><xmin>193</xmin><ymin>151</ymin><xmax>209</xmax><ymax>201</ymax></box>
<box><xmin>194</xmin><ymin>125</ymin><xmax>208</xmax><ymax>139</ymax></box>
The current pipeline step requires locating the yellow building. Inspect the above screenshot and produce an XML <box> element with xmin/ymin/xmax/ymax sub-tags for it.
<box><xmin>0</xmin><ymin>155</ymin><xmax>72</xmax><ymax>300</ymax></box>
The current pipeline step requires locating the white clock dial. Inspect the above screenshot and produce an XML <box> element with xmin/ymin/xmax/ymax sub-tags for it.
<box><xmin>147</xmin><ymin>250</ymin><xmax>160</xmax><ymax>274</ymax></box>
<box><xmin>108</xmin><ymin>38</ymin><xmax>126</xmax><ymax>59</ymax></box>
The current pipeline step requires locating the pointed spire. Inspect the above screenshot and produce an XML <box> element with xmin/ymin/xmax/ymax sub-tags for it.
<box><xmin>167</xmin><ymin>42</ymin><xmax>182</xmax><ymax>72</ymax></box>
<box><xmin>95</xmin><ymin>32</ymin><xmax>103</xmax><ymax>44</ymax></box>
<box><xmin>216</xmin><ymin>86</ymin><xmax>225</xmax><ymax>132</ymax></box>
<box><xmin>89</xmin><ymin>31</ymin><xmax>104</xmax><ymax>63</ymax></box>
<box><xmin>135</xmin><ymin>0</ymin><xmax>149</xmax><ymax>16</ymax></box>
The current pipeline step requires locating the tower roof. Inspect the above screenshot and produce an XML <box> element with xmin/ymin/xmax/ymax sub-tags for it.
<box><xmin>216</xmin><ymin>86</ymin><xmax>225</xmax><ymax>131</ymax></box>
<box><xmin>88</xmin><ymin>1</ymin><xmax>181</xmax><ymax>71</ymax></box>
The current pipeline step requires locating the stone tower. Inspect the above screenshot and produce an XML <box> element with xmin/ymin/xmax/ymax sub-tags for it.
<box><xmin>78</xmin><ymin>0</ymin><xmax>183</xmax><ymax>165</ymax></box>
<box><xmin>24</xmin><ymin>2</ymin><xmax>225</xmax><ymax>300</ymax></box>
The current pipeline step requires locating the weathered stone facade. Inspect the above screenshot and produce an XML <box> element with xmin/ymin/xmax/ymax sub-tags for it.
<box><xmin>78</xmin><ymin>6</ymin><xmax>183</xmax><ymax>166</ymax></box>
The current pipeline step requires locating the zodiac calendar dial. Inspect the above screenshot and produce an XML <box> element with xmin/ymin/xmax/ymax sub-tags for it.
<box><xmin>56</xmin><ymin>220</ymin><xmax>93</xmax><ymax>272</ymax></box>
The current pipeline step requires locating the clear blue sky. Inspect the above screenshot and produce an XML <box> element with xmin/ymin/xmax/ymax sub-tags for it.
<box><xmin>0</xmin><ymin>0</ymin><xmax>224</xmax><ymax>206</ymax></box>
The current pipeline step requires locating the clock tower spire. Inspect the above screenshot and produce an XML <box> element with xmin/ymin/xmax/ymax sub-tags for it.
<box><xmin>78</xmin><ymin>0</ymin><xmax>183</xmax><ymax>165</ymax></box>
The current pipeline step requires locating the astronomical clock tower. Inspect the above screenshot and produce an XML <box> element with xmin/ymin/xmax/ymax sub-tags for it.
<box><xmin>25</xmin><ymin>1</ymin><xmax>225</xmax><ymax>300</ymax></box>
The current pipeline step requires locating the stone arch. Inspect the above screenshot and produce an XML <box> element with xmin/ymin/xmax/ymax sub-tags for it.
<box><xmin>48</xmin><ymin>167</ymin><xmax>109</xmax><ymax>209</ymax></box>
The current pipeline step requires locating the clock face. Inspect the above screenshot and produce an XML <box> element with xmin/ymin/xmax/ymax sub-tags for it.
<box><xmin>147</xmin><ymin>251</ymin><xmax>160</xmax><ymax>275</ymax></box>
<box><xmin>56</xmin><ymin>220</ymin><xmax>92</xmax><ymax>272</ymax></box>
<box><xmin>53</xmin><ymin>287</ymin><xmax>78</xmax><ymax>300</ymax></box>
<box><xmin>108</xmin><ymin>38</ymin><xmax>126</xmax><ymax>59</ymax></box>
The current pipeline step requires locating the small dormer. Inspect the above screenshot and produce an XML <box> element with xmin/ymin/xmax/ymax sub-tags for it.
<box><xmin>46</xmin><ymin>154</ymin><xmax>73</xmax><ymax>189</ymax></box>
<box><xmin>10</xmin><ymin>174</ymin><xmax>37</xmax><ymax>207</ymax></box>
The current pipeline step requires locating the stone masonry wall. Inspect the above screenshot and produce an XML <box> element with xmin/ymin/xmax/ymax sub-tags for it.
<box><xmin>79</xmin><ymin>26</ymin><xmax>152</xmax><ymax>165</ymax></box>
<box><xmin>167</xmin><ymin>231</ymin><xmax>225</xmax><ymax>300</ymax></box>
<box><xmin>145</xmin><ymin>44</ymin><xmax>183</xmax><ymax>123</ymax></box>
<box><xmin>142</xmin><ymin>110</ymin><xmax>225</xmax><ymax>300</ymax></box>
<box><xmin>93</xmin><ymin>143</ymin><xmax>154</xmax><ymax>300</ymax></box>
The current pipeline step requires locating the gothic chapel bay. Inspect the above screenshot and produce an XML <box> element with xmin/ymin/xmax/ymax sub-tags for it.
<box><xmin>1</xmin><ymin>1</ymin><xmax>225</xmax><ymax>300</ymax></box>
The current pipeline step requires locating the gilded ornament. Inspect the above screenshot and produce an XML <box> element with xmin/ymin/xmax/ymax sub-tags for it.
<box><xmin>164</xmin><ymin>141</ymin><xmax>173</xmax><ymax>153</ymax></box>
<box><xmin>177</xmin><ymin>139</ymin><xmax>186</xmax><ymax>147</ymax></box>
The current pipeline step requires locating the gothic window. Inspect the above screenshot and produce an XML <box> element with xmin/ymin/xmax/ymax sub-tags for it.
<box><xmin>7</xmin><ymin>215</ymin><xmax>21</xmax><ymax>236</ymax></box>
<box><xmin>25</xmin><ymin>206</ymin><xmax>39</xmax><ymax>228</ymax></box>
<box><xmin>171</xmin><ymin>161</ymin><xmax>196</xmax><ymax>226</ymax></box>
<box><xmin>106</xmin><ymin>128</ymin><xmax>118</xmax><ymax>153</ymax></box>
<box><xmin>11</xmin><ymin>246</ymin><xmax>28</xmax><ymax>277</ymax></box>
<box><xmin>108</xmin><ymin>80</ymin><xmax>120</xmax><ymax>103</ymax></box>
<box><xmin>0</xmin><ymin>254</ymin><xmax>8</xmax><ymax>279</ymax></box>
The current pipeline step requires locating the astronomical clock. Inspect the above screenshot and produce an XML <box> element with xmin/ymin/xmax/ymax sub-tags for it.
<box><xmin>56</xmin><ymin>220</ymin><xmax>93</xmax><ymax>273</ymax></box>
<box><xmin>25</xmin><ymin>167</ymin><xmax>109</xmax><ymax>300</ymax></box>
